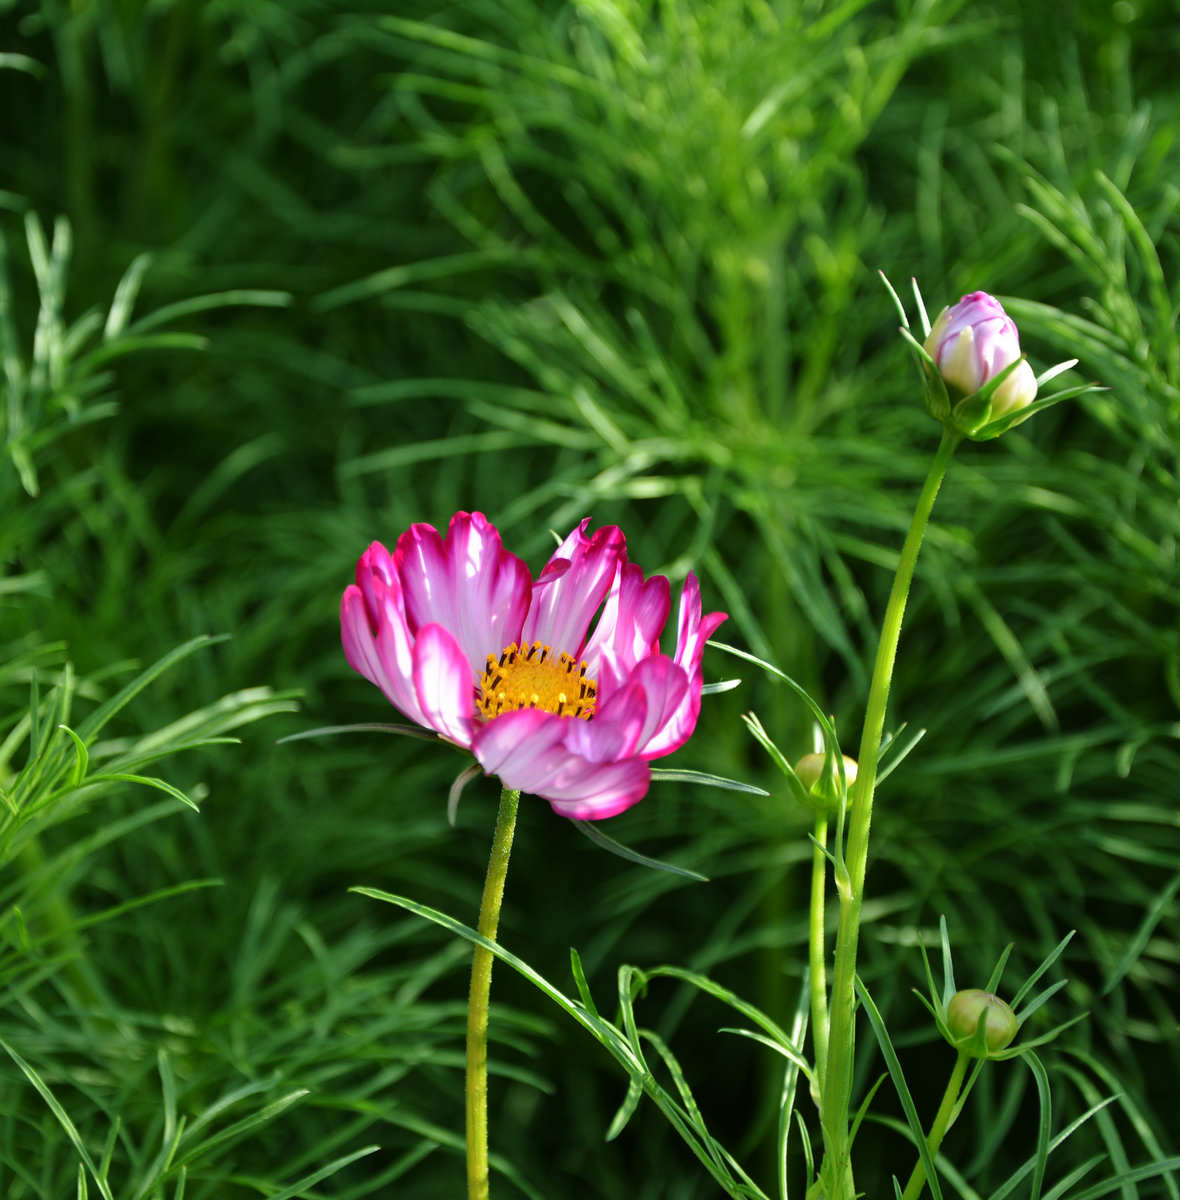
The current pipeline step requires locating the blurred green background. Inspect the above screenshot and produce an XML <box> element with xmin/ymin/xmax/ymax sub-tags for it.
<box><xmin>1</xmin><ymin>0</ymin><xmax>1178</xmax><ymax>1195</ymax></box>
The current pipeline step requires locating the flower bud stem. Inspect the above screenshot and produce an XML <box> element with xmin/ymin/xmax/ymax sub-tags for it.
<box><xmin>466</xmin><ymin>785</ymin><xmax>521</xmax><ymax>1200</ymax></box>
<box><xmin>810</xmin><ymin>815</ymin><xmax>830</xmax><ymax>1092</ymax></box>
<box><xmin>819</xmin><ymin>429</ymin><xmax>960</xmax><ymax>1199</ymax></box>
<box><xmin>900</xmin><ymin>1049</ymin><xmax>970</xmax><ymax>1200</ymax></box>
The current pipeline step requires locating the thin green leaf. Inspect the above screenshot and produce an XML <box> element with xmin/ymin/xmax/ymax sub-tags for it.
<box><xmin>75</xmin><ymin>635</ymin><xmax>228</xmax><ymax>741</ymax></box>
<box><xmin>0</xmin><ymin>1035</ymin><xmax>116</xmax><ymax>1200</ymax></box>
<box><xmin>86</xmin><ymin>772</ymin><xmax>199</xmax><ymax>811</ymax></box>
<box><xmin>265</xmin><ymin>1145</ymin><xmax>382</xmax><ymax>1200</ymax></box>
<box><xmin>1022</xmin><ymin>1050</ymin><xmax>1052</xmax><ymax>1200</ymax></box>
<box><xmin>276</xmin><ymin>722</ymin><xmax>443</xmax><ymax>745</ymax></box>
<box><xmin>1009</xmin><ymin>931</ymin><xmax>1075</xmax><ymax>1010</ymax></box>
<box><xmin>605</xmin><ymin>1076</ymin><xmax>644</xmax><ymax>1142</ymax></box>
<box><xmin>1101</xmin><ymin>870</ymin><xmax>1180</xmax><ymax>996</ymax></box>
<box><xmin>856</xmin><ymin>976</ymin><xmax>944</xmax><ymax>1200</ymax></box>
<box><xmin>58</xmin><ymin>724</ymin><xmax>89</xmax><ymax>787</ymax></box>
<box><xmin>1064</xmin><ymin>1159</ymin><xmax>1180</xmax><ymax>1200</ymax></box>
<box><xmin>570</xmin><ymin>821</ymin><xmax>710</xmax><ymax>881</ymax></box>
<box><xmin>569</xmin><ymin>947</ymin><xmax>600</xmax><ymax>1020</ymax></box>
<box><xmin>173</xmin><ymin>1090</ymin><xmax>309</xmax><ymax>1168</ymax></box>
<box><xmin>648</xmin><ymin>767</ymin><xmax>769</xmax><ymax>796</ymax></box>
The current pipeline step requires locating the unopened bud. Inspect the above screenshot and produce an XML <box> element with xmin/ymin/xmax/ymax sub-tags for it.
<box><xmin>946</xmin><ymin>988</ymin><xmax>1019</xmax><ymax>1056</ymax></box>
<box><xmin>923</xmin><ymin>292</ymin><xmax>1038</xmax><ymax>430</ymax></box>
<box><xmin>793</xmin><ymin>752</ymin><xmax>858</xmax><ymax>813</ymax></box>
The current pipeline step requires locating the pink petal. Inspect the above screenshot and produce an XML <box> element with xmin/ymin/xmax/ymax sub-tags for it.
<box><xmin>522</xmin><ymin>519</ymin><xmax>626</xmax><ymax>654</ymax></box>
<box><xmin>394</xmin><ymin>512</ymin><xmax>531</xmax><ymax>674</ymax></box>
<box><xmin>470</xmin><ymin>708</ymin><xmax>651</xmax><ymax>819</ymax></box>
<box><xmin>582</xmin><ymin>561</ymin><xmax>671</xmax><ymax>696</ymax></box>
<box><xmin>641</xmin><ymin>573</ymin><xmax>726</xmax><ymax>758</ymax></box>
<box><xmin>563</xmin><ymin>684</ymin><xmax>649</xmax><ymax>763</ymax></box>
<box><xmin>538</xmin><ymin>757</ymin><xmax>652</xmax><ymax>820</ymax></box>
<box><xmin>412</xmin><ymin>623</ymin><xmax>476</xmax><ymax>746</ymax></box>
<box><xmin>471</xmin><ymin>708</ymin><xmax>577</xmax><ymax>788</ymax></box>
<box><xmin>341</xmin><ymin>568</ymin><xmax>429</xmax><ymax>728</ymax></box>
<box><xmin>352</xmin><ymin>542</ymin><xmax>399</xmax><ymax>630</ymax></box>
<box><xmin>925</xmin><ymin>293</ymin><xmax>1024</xmax><ymax>393</ymax></box>
<box><xmin>596</xmin><ymin>655</ymin><xmax>689</xmax><ymax>759</ymax></box>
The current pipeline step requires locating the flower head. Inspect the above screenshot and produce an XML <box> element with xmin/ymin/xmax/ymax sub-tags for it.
<box><xmin>341</xmin><ymin>512</ymin><xmax>726</xmax><ymax>819</ymax></box>
<box><xmin>923</xmin><ymin>291</ymin><xmax>1038</xmax><ymax>429</ymax></box>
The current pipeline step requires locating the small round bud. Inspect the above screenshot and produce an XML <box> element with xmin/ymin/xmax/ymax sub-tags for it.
<box><xmin>946</xmin><ymin>989</ymin><xmax>1019</xmax><ymax>1056</ymax></box>
<box><xmin>794</xmin><ymin>752</ymin><xmax>858</xmax><ymax>790</ymax></box>
<box><xmin>793</xmin><ymin>753</ymin><xmax>858</xmax><ymax>813</ymax></box>
<box><xmin>923</xmin><ymin>292</ymin><xmax>1037</xmax><ymax>428</ymax></box>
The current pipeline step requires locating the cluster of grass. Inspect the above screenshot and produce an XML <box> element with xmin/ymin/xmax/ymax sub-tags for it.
<box><xmin>2</xmin><ymin>0</ymin><xmax>1178</xmax><ymax>1195</ymax></box>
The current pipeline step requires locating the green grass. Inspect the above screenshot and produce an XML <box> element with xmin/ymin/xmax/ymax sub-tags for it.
<box><xmin>2</xmin><ymin>0</ymin><xmax>1179</xmax><ymax>1195</ymax></box>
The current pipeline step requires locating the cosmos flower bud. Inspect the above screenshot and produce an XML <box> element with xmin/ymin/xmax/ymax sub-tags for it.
<box><xmin>945</xmin><ymin>988</ymin><xmax>1019</xmax><ymax>1056</ymax></box>
<box><xmin>923</xmin><ymin>291</ymin><xmax>1038</xmax><ymax>429</ymax></box>
<box><xmin>793</xmin><ymin>752</ymin><xmax>858</xmax><ymax>813</ymax></box>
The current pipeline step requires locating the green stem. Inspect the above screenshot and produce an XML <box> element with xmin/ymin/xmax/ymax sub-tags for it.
<box><xmin>809</xmin><ymin>815</ymin><xmax>830</xmax><ymax>1092</ymax></box>
<box><xmin>820</xmin><ymin>429</ymin><xmax>959</xmax><ymax>1197</ymax></box>
<box><xmin>900</xmin><ymin>1050</ymin><xmax>970</xmax><ymax>1200</ymax></box>
<box><xmin>466</xmin><ymin>786</ymin><xmax>521</xmax><ymax>1200</ymax></box>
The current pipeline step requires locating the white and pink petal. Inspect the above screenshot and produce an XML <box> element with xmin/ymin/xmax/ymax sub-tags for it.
<box><xmin>341</xmin><ymin>576</ymin><xmax>428</xmax><ymax>729</ymax></box>
<box><xmin>394</xmin><ymin>512</ymin><xmax>531</xmax><ymax>674</ymax></box>
<box><xmin>601</xmin><ymin>655</ymin><xmax>690</xmax><ymax>759</ymax></box>
<box><xmin>471</xmin><ymin>708</ymin><xmax>587</xmax><ymax>797</ymax></box>
<box><xmin>537</xmin><ymin>756</ymin><xmax>652</xmax><ymax>820</ymax></box>
<box><xmin>411</xmin><ymin>623</ymin><xmax>476</xmax><ymax>746</ymax></box>
<box><xmin>563</xmin><ymin>685</ymin><xmax>648</xmax><ymax>763</ymax></box>
<box><xmin>522</xmin><ymin>520</ymin><xmax>626</xmax><ymax>655</ymax></box>
<box><xmin>471</xmin><ymin>708</ymin><xmax>651</xmax><ymax>818</ymax></box>
<box><xmin>640</xmin><ymin>573</ymin><xmax>726</xmax><ymax>758</ymax></box>
<box><xmin>582</xmin><ymin>561</ymin><xmax>671</xmax><ymax>695</ymax></box>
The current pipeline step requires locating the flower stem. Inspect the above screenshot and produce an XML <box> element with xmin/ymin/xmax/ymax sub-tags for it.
<box><xmin>900</xmin><ymin>1050</ymin><xmax>970</xmax><ymax>1200</ymax></box>
<box><xmin>819</xmin><ymin>429</ymin><xmax>960</xmax><ymax>1198</ymax></box>
<box><xmin>809</xmin><ymin>815</ymin><xmax>830</xmax><ymax>1092</ymax></box>
<box><xmin>466</xmin><ymin>785</ymin><xmax>521</xmax><ymax>1200</ymax></box>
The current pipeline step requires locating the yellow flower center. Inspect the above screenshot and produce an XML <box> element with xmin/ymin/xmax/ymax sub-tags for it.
<box><xmin>477</xmin><ymin>641</ymin><xmax>597</xmax><ymax>720</ymax></box>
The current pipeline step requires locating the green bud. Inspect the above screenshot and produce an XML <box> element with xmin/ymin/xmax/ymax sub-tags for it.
<box><xmin>793</xmin><ymin>752</ymin><xmax>858</xmax><ymax>813</ymax></box>
<box><xmin>946</xmin><ymin>988</ymin><xmax>1019</xmax><ymax>1056</ymax></box>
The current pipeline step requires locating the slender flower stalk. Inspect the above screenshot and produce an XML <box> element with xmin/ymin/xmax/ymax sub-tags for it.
<box><xmin>819</xmin><ymin>428</ymin><xmax>960</xmax><ymax>1197</ymax></box>
<box><xmin>809</xmin><ymin>814</ymin><xmax>830</xmax><ymax>1091</ymax></box>
<box><xmin>900</xmin><ymin>1050</ymin><xmax>970</xmax><ymax>1200</ymax></box>
<box><xmin>466</xmin><ymin>786</ymin><xmax>521</xmax><ymax>1200</ymax></box>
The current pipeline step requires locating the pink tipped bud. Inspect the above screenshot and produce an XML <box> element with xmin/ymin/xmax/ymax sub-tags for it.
<box><xmin>946</xmin><ymin>988</ymin><xmax>1019</xmax><ymax>1056</ymax></box>
<box><xmin>924</xmin><ymin>292</ymin><xmax>1038</xmax><ymax>417</ymax></box>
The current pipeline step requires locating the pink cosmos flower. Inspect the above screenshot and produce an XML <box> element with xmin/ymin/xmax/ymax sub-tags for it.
<box><xmin>923</xmin><ymin>291</ymin><xmax>1038</xmax><ymax>417</ymax></box>
<box><xmin>340</xmin><ymin>512</ymin><xmax>726</xmax><ymax>819</ymax></box>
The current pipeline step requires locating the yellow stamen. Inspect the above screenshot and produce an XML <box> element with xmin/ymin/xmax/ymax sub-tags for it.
<box><xmin>476</xmin><ymin>641</ymin><xmax>597</xmax><ymax>720</ymax></box>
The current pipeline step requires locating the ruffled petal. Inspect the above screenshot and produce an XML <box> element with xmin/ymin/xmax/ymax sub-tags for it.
<box><xmin>522</xmin><ymin>519</ymin><xmax>626</xmax><ymax>655</ymax></box>
<box><xmin>394</xmin><ymin>512</ymin><xmax>531</xmax><ymax>674</ymax></box>
<box><xmin>596</xmin><ymin>655</ymin><xmax>689</xmax><ymax>759</ymax></box>
<box><xmin>470</xmin><ymin>709</ymin><xmax>651</xmax><ymax>818</ymax></box>
<box><xmin>640</xmin><ymin>573</ymin><xmax>726</xmax><ymax>758</ymax></box>
<box><xmin>412</xmin><ymin>623</ymin><xmax>476</xmax><ymax>746</ymax></box>
<box><xmin>537</xmin><ymin>757</ymin><xmax>652</xmax><ymax>820</ymax></box>
<box><xmin>563</xmin><ymin>683</ymin><xmax>648</xmax><ymax>763</ymax></box>
<box><xmin>341</xmin><ymin>547</ymin><xmax>430</xmax><ymax>728</ymax></box>
<box><xmin>471</xmin><ymin>708</ymin><xmax>577</xmax><ymax>789</ymax></box>
<box><xmin>582</xmin><ymin>561</ymin><xmax>671</xmax><ymax>697</ymax></box>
